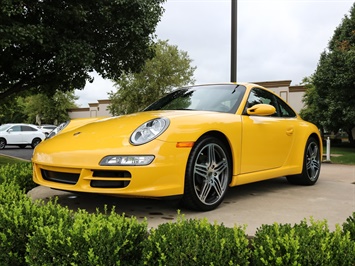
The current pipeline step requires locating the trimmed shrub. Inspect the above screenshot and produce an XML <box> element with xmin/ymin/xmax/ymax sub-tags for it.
<box><xmin>252</xmin><ymin>217</ymin><xmax>355</xmax><ymax>266</ymax></box>
<box><xmin>0</xmin><ymin>182</ymin><xmax>73</xmax><ymax>266</ymax></box>
<box><xmin>142</xmin><ymin>214</ymin><xmax>250</xmax><ymax>265</ymax></box>
<box><xmin>343</xmin><ymin>212</ymin><xmax>355</xmax><ymax>241</ymax></box>
<box><xmin>0</xmin><ymin>162</ymin><xmax>36</xmax><ymax>192</ymax></box>
<box><xmin>26</xmin><ymin>207</ymin><xmax>147</xmax><ymax>266</ymax></box>
<box><xmin>252</xmin><ymin>223</ymin><xmax>301</xmax><ymax>265</ymax></box>
<box><xmin>329</xmin><ymin>225</ymin><xmax>355</xmax><ymax>265</ymax></box>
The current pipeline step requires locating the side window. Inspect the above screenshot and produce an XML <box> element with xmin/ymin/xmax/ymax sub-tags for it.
<box><xmin>21</xmin><ymin>126</ymin><xmax>37</xmax><ymax>132</ymax></box>
<box><xmin>244</xmin><ymin>88</ymin><xmax>279</xmax><ymax>116</ymax></box>
<box><xmin>10</xmin><ymin>125</ymin><xmax>21</xmax><ymax>132</ymax></box>
<box><xmin>276</xmin><ymin>98</ymin><xmax>296</xmax><ymax>118</ymax></box>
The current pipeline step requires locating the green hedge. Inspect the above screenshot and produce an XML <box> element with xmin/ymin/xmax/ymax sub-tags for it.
<box><xmin>26</xmin><ymin>208</ymin><xmax>147</xmax><ymax>266</ymax></box>
<box><xmin>141</xmin><ymin>214</ymin><xmax>250</xmax><ymax>265</ymax></box>
<box><xmin>252</xmin><ymin>218</ymin><xmax>355</xmax><ymax>265</ymax></box>
<box><xmin>0</xmin><ymin>182</ymin><xmax>73</xmax><ymax>266</ymax></box>
<box><xmin>0</xmin><ymin>164</ymin><xmax>354</xmax><ymax>265</ymax></box>
<box><xmin>0</xmin><ymin>162</ymin><xmax>37</xmax><ymax>192</ymax></box>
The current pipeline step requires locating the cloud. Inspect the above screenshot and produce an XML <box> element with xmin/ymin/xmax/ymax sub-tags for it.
<box><xmin>76</xmin><ymin>0</ymin><xmax>354</xmax><ymax>106</ymax></box>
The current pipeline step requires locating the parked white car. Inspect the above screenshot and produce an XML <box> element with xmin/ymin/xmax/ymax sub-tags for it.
<box><xmin>37</xmin><ymin>125</ymin><xmax>56</xmax><ymax>136</ymax></box>
<box><xmin>0</xmin><ymin>123</ymin><xmax>45</xmax><ymax>149</ymax></box>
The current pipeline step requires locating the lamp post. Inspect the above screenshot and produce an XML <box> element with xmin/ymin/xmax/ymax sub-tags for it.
<box><xmin>231</xmin><ymin>0</ymin><xmax>237</xmax><ymax>82</ymax></box>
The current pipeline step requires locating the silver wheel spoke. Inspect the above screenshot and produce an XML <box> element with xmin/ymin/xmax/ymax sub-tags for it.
<box><xmin>199</xmin><ymin>182</ymin><xmax>212</xmax><ymax>202</ymax></box>
<box><xmin>195</xmin><ymin>163</ymin><xmax>208</xmax><ymax>177</ymax></box>
<box><xmin>215</xmin><ymin>160</ymin><xmax>227</xmax><ymax>175</ymax></box>
<box><xmin>208</xmin><ymin>144</ymin><xmax>216</xmax><ymax>165</ymax></box>
<box><xmin>213</xmin><ymin>176</ymin><xmax>224</xmax><ymax>198</ymax></box>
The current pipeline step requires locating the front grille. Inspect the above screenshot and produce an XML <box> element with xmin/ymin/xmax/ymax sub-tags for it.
<box><xmin>91</xmin><ymin>170</ymin><xmax>131</xmax><ymax>188</ymax></box>
<box><xmin>41</xmin><ymin>169</ymin><xmax>79</xmax><ymax>185</ymax></box>
<box><xmin>91</xmin><ymin>180</ymin><xmax>130</xmax><ymax>188</ymax></box>
<box><xmin>92</xmin><ymin>170</ymin><xmax>131</xmax><ymax>178</ymax></box>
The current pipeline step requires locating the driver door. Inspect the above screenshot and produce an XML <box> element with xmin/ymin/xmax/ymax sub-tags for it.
<box><xmin>240</xmin><ymin>88</ymin><xmax>296</xmax><ymax>173</ymax></box>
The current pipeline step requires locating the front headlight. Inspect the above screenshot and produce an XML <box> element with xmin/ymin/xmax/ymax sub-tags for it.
<box><xmin>130</xmin><ymin>117</ymin><xmax>170</xmax><ymax>145</ymax></box>
<box><xmin>100</xmin><ymin>155</ymin><xmax>155</xmax><ymax>166</ymax></box>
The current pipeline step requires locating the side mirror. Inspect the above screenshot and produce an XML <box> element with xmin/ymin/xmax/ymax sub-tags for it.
<box><xmin>7</xmin><ymin>129</ymin><xmax>13</xmax><ymax>133</ymax></box>
<box><xmin>247</xmin><ymin>104</ymin><xmax>276</xmax><ymax>116</ymax></box>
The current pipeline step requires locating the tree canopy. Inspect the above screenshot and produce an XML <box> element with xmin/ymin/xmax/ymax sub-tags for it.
<box><xmin>0</xmin><ymin>0</ymin><xmax>166</xmax><ymax>102</ymax></box>
<box><xmin>21</xmin><ymin>91</ymin><xmax>77</xmax><ymax>125</ymax></box>
<box><xmin>0</xmin><ymin>91</ymin><xmax>77</xmax><ymax>125</ymax></box>
<box><xmin>300</xmin><ymin>3</ymin><xmax>355</xmax><ymax>143</ymax></box>
<box><xmin>108</xmin><ymin>40</ymin><xmax>196</xmax><ymax>115</ymax></box>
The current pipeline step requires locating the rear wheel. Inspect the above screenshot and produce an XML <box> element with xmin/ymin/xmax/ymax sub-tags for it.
<box><xmin>287</xmin><ymin>137</ymin><xmax>321</xmax><ymax>185</ymax></box>
<box><xmin>31</xmin><ymin>138</ymin><xmax>42</xmax><ymax>148</ymax></box>
<box><xmin>0</xmin><ymin>138</ymin><xmax>6</xmax><ymax>149</ymax></box>
<box><xmin>182</xmin><ymin>136</ymin><xmax>232</xmax><ymax>211</ymax></box>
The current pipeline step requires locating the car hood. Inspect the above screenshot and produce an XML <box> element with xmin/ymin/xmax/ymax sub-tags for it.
<box><xmin>36</xmin><ymin>110</ymin><xmax>236</xmax><ymax>151</ymax></box>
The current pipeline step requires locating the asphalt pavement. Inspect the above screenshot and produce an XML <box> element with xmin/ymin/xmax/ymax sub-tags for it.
<box><xmin>1</xmin><ymin>147</ymin><xmax>354</xmax><ymax>236</ymax></box>
<box><xmin>0</xmin><ymin>146</ymin><xmax>34</xmax><ymax>161</ymax></box>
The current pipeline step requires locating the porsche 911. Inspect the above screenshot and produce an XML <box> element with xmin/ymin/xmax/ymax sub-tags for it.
<box><xmin>32</xmin><ymin>83</ymin><xmax>322</xmax><ymax>211</ymax></box>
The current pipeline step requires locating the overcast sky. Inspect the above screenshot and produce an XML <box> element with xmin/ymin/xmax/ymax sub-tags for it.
<box><xmin>75</xmin><ymin>0</ymin><xmax>354</xmax><ymax>107</ymax></box>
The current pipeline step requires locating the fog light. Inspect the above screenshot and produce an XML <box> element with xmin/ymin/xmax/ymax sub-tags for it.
<box><xmin>100</xmin><ymin>155</ymin><xmax>155</xmax><ymax>166</ymax></box>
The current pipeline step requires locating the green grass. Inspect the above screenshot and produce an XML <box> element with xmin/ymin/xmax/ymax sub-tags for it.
<box><xmin>0</xmin><ymin>155</ymin><xmax>27</xmax><ymax>166</ymax></box>
<box><xmin>325</xmin><ymin>145</ymin><xmax>355</xmax><ymax>165</ymax></box>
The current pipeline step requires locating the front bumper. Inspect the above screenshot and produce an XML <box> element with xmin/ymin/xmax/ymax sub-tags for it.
<box><xmin>32</xmin><ymin>141</ymin><xmax>191</xmax><ymax>197</ymax></box>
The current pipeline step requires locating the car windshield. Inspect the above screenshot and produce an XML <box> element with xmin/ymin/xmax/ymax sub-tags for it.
<box><xmin>0</xmin><ymin>124</ymin><xmax>12</xmax><ymax>131</ymax></box>
<box><xmin>144</xmin><ymin>84</ymin><xmax>246</xmax><ymax>113</ymax></box>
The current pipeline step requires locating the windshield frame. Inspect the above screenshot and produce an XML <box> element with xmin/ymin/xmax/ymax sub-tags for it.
<box><xmin>144</xmin><ymin>84</ymin><xmax>246</xmax><ymax>114</ymax></box>
<box><xmin>0</xmin><ymin>124</ymin><xmax>12</xmax><ymax>132</ymax></box>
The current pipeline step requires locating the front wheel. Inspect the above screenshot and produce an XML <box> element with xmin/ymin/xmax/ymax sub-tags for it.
<box><xmin>182</xmin><ymin>136</ymin><xmax>232</xmax><ymax>211</ymax></box>
<box><xmin>287</xmin><ymin>137</ymin><xmax>321</xmax><ymax>185</ymax></box>
<box><xmin>0</xmin><ymin>138</ymin><xmax>6</xmax><ymax>149</ymax></box>
<box><xmin>31</xmin><ymin>138</ymin><xmax>42</xmax><ymax>149</ymax></box>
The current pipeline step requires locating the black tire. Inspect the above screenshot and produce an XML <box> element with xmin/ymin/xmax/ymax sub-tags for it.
<box><xmin>18</xmin><ymin>145</ymin><xmax>27</xmax><ymax>149</ymax></box>
<box><xmin>0</xmin><ymin>138</ymin><xmax>6</xmax><ymax>149</ymax></box>
<box><xmin>31</xmin><ymin>138</ymin><xmax>42</xmax><ymax>149</ymax></box>
<box><xmin>182</xmin><ymin>136</ymin><xmax>232</xmax><ymax>211</ymax></box>
<box><xmin>286</xmin><ymin>137</ymin><xmax>321</xmax><ymax>185</ymax></box>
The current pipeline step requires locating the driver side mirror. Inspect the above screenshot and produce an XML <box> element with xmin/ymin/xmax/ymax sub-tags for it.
<box><xmin>247</xmin><ymin>104</ymin><xmax>276</xmax><ymax>116</ymax></box>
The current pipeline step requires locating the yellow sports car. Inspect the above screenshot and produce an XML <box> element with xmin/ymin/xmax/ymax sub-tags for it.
<box><xmin>32</xmin><ymin>83</ymin><xmax>322</xmax><ymax>211</ymax></box>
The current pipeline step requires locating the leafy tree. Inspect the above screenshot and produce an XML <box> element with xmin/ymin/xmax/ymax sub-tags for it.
<box><xmin>0</xmin><ymin>91</ymin><xmax>77</xmax><ymax>125</ymax></box>
<box><xmin>0</xmin><ymin>0</ymin><xmax>166</xmax><ymax>102</ymax></box>
<box><xmin>22</xmin><ymin>90</ymin><xmax>78</xmax><ymax>125</ymax></box>
<box><xmin>299</xmin><ymin>77</ymin><xmax>327</xmax><ymax>132</ymax></box>
<box><xmin>108</xmin><ymin>40</ymin><xmax>196</xmax><ymax>115</ymax></box>
<box><xmin>0</xmin><ymin>96</ymin><xmax>26</xmax><ymax>124</ymax></box>
<box><xmin>301</xmin><ymin>3</ymin><xmax>355</xmax><ymax>144</ymax></box>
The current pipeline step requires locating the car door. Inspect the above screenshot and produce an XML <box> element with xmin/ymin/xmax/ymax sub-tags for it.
<box><xmin>21</xmin><ymin>125</ymin><xmax>39</xmax><ymax>144</ymax></box>
<box><xmin>6</xmin><ymin>125</ymin><xmax>22</xmax><ymax>144</ymax></box>
<box><xmin>240</xmin><ymin>88</ymin><xmax>297</xmax><ymax>174</ymax></box>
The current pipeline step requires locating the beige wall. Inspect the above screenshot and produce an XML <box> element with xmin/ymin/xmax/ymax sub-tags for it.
<box><xmin>68</xmin><ymin>100</ymin><xmax>111</xmax><ymax>119</ymax></box>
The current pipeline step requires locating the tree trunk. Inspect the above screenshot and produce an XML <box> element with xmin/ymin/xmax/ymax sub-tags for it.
<box><xmin>346</xmin><ymin>128</ymin><xmax>354</xmax><ymax>145</ymax></box>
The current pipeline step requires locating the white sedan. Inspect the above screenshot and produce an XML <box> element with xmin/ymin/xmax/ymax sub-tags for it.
<box><xmin>0</xmin><ymin>123</ymin><xmax>45</xmax><ymax>149</ymax></box>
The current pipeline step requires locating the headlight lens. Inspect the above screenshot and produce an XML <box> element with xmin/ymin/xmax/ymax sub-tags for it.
<box><xmin>100</xmin><ymin>155</ymin><xmax>155</xmax><ymax>166</ymax></box>
<box><xmin>130</xmin><ymin>117</ymin><xmax>169</xmax><ymax>145</ymax></box>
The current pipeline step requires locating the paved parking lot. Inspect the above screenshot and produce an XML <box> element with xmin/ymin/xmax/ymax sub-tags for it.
<box><xmin>0</xmin><ymin>146</ymin><xmax>34</xmax><ymax>161</ymax></box>
<box><xmin>27</xmin><ymin>163</ymin><xmax>355</xmax><ymax>236</ymax></box>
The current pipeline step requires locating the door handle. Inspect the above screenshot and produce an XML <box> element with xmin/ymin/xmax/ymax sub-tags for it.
<box><xmin>286</xmin><ymin>128</ymin><xmax>294</xmax><ymax>136</ymax></box>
